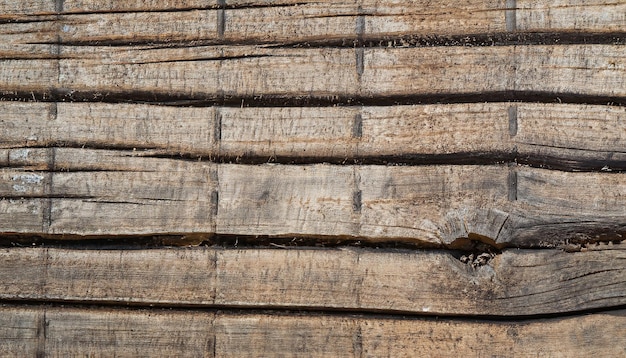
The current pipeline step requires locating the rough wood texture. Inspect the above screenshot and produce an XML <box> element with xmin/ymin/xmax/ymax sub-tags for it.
<box><xmin>0</xmin><ymin>0</ymin><xmax>623</xmax><ymax>354</ymax></box>
<box><xmin>2</xmin><ymin>1</ymin><xmax>623</xmax><ymax>44</ymax></box>
<box><xmin>1</xmin><ymin>45</ymin><xmax>623</xmax><ymax>98</ymax></box>
<box><xmin>1</xmin><ymin>102</ymin><xmax>623</xmax><ymax>169</ymax></box>
<box><xmin>1</xmin><ymin>305</ymin><xmax>625</xmax><ymax>357</ymax></box>
<box><xmin>2</xmin><ymin>148</ymin><xmax>624</xmax><ymax>244</ymax></box>
<box><xmin>0</xmin><ymin>149</ymin><xmax>217</xmax><ymax>235</ymax></box>
<box><xmin>0</xmin><ymin>245</ymin><xmax>624</xmax><ymax>316</ymax></box>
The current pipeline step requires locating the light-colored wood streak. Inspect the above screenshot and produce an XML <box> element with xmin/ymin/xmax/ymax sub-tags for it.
<box><xmin>0</xmin><ymin>148</ymin><xmax>624</xmax><ymax>244</ymax></box>
<box><xmin>0</xmin><ymin>305</ymin><xmax>625</xmax><ymax>356</ymax></box>
<box><xmin>0</xmin><ymin>45</ymin><xmax>622</xmax><ymax>97</ymax></box>
<box><xmin>0</xmin><ymin>245</ymin><xmax>624</xmax><ymax>316</ymax></box>
<box><xmin>1</xmin><ymin>102</ymin><xmax>624</xmax><ymax>166</ymax></box>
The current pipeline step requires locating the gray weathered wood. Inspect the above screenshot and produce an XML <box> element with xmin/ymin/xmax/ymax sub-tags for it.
<box><xmin>2</xmin><ymin>148</ymin><xmax>624</xmax><ymax>245</ymax></box>
<box><xmin>0</xmin><ymin>306</ymin><xmax>39</xmax><ymax>357</ymax></box>
<box><xmin>1</xmin><ymin>45</ymin><xmax>623</xmax><ymax>98</ymax></box>
<box><xmin>2</xmin><ymin>1</ymin><xmax>623</xmax><ymax>46</ymax></box>
<box><xmin>0</xmin><ymin>305</ymin><xmax>624</xmax><ymax>356</ymax></box>
<box><xmin>2</xmin><ymin>102</ymin><xmax>624</xmax><ymax>167</ymax></box>
<box><xmin>0</xmin><ymin>245</ymin><xmax>624</xmax><ymax>316</ymax></box>
<box><xmin>0</xmin><ymin>149</ymin><xmax>217</xmax><ymax>235</ymax></box>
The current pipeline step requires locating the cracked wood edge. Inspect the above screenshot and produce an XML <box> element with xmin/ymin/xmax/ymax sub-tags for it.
<box><xmin>0</xmin><ymin>245</ymin><xmax>624</xmax><ymax>316</ymax></box>
<box><xmin>0</xmin><ymin>148</ymin><xmax>624</xmax><ymax>245</ymax></box>
<box><xmin>1</xmin><ymin>45</ymin><xmax>623</xmax><ymax>98</ymax></box>
<box><xmin>1</xmin><ymin>102</ymin><xmax>624</xmax><ymax>170</ymax></box>
<box><xmin>2</xmin><ymin>1</ymin><xmax>623</xmax><ymax>47</ymax></box>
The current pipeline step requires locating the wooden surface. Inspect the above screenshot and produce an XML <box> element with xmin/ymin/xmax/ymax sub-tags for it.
<box><xmin>0</xmin><ymin>148</ymin><xmax>626</xmax><ymax>246</ymax></box>
<box><xmin>0</xmin><ymin>244</ymin><xmax>624</xmax><ymax>316</ymax></box>
<box><xmin>1</xmin><ymin>102</ymin><xmax>624</xmax><ymax>169</ymax></box>
<box><xmin>1</xmin><ymin>45</ymin><xmax>623</xmax><ymax>98</ymax></box>
<box><xmin>1</xmin><ymin>305</ymin><xmax>625</xmax><ymax>357</ymax></box>
<box><xmin>1</xmin><ymin>147</ymin><xmax>624</xmax><ymax>245</ymax></box>
<box><xmin>1</xmin><ymin>0</ymin><xmax>624</xmax><ymax>356</ymax></box>
<box><xmin>3</xmin><ymin>1</ymin><xmax>624</xmax><ymax>43</ymax></box>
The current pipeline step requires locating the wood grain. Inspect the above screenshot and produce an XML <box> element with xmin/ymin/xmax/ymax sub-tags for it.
<box><xmin>0</xmin><ymin>305</ymin><xmax>624</xmax><ymax>357</ymax></box>
<box><xmin>1</xmin><ymin>45</ymin><xmax>623</xmax><ymax>98</ymax></box>
<box><xmin>1</xmin><ymin>102</ymin><xmax>624</xmax><ymax>168</ymax></box>
<box><xmin>516</xmin><ymin>0</ymin><xmax>626</xmax><ymax>32</ymax></box>
<box><xmin>2</xmin><ymin>1</ymin><xmax>623</xmax><ymax>45</ymax></box>
<box><xmin>0</xmin><ymin>306</ymin><xmax>39</xmax><ymax>357</ymax></box>
<box><xmin>2</xmin><ymin>148</ymin><xmax>624</xmax><ymax>244</ymax></box>
<box><xmin>0</xmin><ymin>245</ymin><xmax>624</xmax><ymax>316</ymax></box>
<box><xmin>0</xmin><ymin>1</ymin><xmax>622</xmax><ymax>354</ymax></box>
<box><xmin>0</xmin><ymin>148</ymin><xmax>217</xmax><ymax>235</ymax></box>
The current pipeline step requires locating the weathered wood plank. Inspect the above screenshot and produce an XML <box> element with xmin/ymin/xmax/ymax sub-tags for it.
<box><xmin>1</xmin><ymin>45</ymin><xmax>622</xmax><ymax>97</ymax></box>
<box><xmin>0</xmin><ymin>306</ymin><xmax>39</xmax><ymax>357</ymax></box>
<box><xmin>56</xmin><ymin>45</ymin><xmax>626</xmax><ymax>98</ymax></box>
<box><xmin>514</xmin><ymin>45</ymin><xmax>625</xmax><ymax>97</ymax></box>
<box><xmin>1</xmin><ymin>102</ymin><xmax>624</xmax><ymax>169</ymax></box>
<box><xmin>46</xmin><ymin>308</ymin><xmax>216</xmax><ymax>357</ymax></box>
<box><xmin>0</xmin><ymin>305</ymin><xmax>624</xmax><ymax>356</ymax></box>
<box><xmin>0</xmin><ymin>1</ymin><xmax>56</xmax><ymax>17</ymax></box>
<box><xmin>0</xmin><ymin>148</ymin><xmax>217</xmax><ymax>235</ymax></box>
<box><xmin>2</xmin><ymin>1</ymin><xmax>622</xmax><ymax>46</ymax></box>
<box><xmin>1</xmin><ymin>148</ymin><xmax>624</xmax><ymax>243</ymax></box>
<box><xmin>217</xmin><ymin>164</ymin><xmax>360</xmax><ymax>237</ymax></box>
<box><xmin>516</xmin><ymin>0</ymin><xmax>626</xmax><ymax>32</ymax></box>
<box><xmin>216</xmin><ymin>309</ymin><xmax>626</xmax><ymax>357</ymax></box>
<box><xmin>0</xmin><ymin>245</ymin><xmax>624</xmax><ymax>316</ymax></box>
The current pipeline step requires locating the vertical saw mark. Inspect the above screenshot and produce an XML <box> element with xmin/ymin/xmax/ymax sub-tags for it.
<box><xmin>54</xmin><ymin>0</ymin><xmax>63</xmax><ymax>89</ymax></box>
<box><xmin>36</xmin><ymin>309</ymin><xmax>46</xmax><ymax>358</ymax></box>
<box><xmin>352</xmin><ymin>190</ymin><xmax>362</xmax><ymax>213</ymax></box>
<box><xmin>54</xmin><ymin>0</ymin><xmax>64</xmax><ymax>13</ymax></box>
<box><xmin>353</xmin><ymin>324</ymin><xmax>363</xmax><ymax>358</ymax></box>
<box><xmin>211</xmin><ymin>190</ymin><xmax>219</xmax><ymax>217</ymax></box>
<box><xmin>42</xmin><ymin>148</ymin><xmax>56</xmax><ymax>233</ymax></box>
<box><xmin>48</xmin><ymin>102</ymin><xmax>58</xmax><ymax>122</ymax></box>
<box><xmin>355</xmin><ymin>48</ymin><xmax>364</xmax><ymax>78</ymax></box>
<box><xmin>214</xmin><ymin>107</ymin><xmax>222</xmax><ymax>148</ymax></box>
<box><xmin>508</xmin><ymin>168</ymin><xmax>517</xmax><ymax>201</ymax></box>
<box><xmin>355</xmin><ymin>6</ymin><xmax>365</xmax><ymax>83</ymax></box>
<box><xmin>210</xmin><ymin>165</ymin><xmax>220</xmax><ymax>232</ymax></box>
<box><xmin>352</xmin><ymin>113</ymin><xmax>363</xmax><ymax>138</ymax></box>
<box><xmin>355</xmin><ymin>7</ymin><xmax>365</xmax><ymax>41</ymax></box>
<box><xmin>217</xmin><ymin>0</ymin><xmax>226</xmax><ymax>39</ymax></box>
<box><xmin>54</xmin><ymin>40</ymin><xmax>61</xmax><ymax>89</ymax></box>
<box><xmin>508</xmin><ymin>105</ymin><xmax>518</xmax><ymax>136</ymax></box>
<box><xmin>505</xmin><ymin>0</ymin><xmax>517</xmax><ymax>32</ymax></box>
<box><xmin>352</xmin><ymin>166</ymin><xmax>362</xmax><ymax>239</ymax></box>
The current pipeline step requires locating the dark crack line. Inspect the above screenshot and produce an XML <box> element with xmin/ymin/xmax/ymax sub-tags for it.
<box><xmin>24</xmin><ymin>31</ymin><xmax>626</xmax><ymax>48</ymax></box>
<box><xmin>0</xmin><ymin>297</ymin><xmax>625</xmax><ymax>322</ymax></box>
<box><xmin>2</xmin><ymin>90</ymin><xmax>624</xmax><ymax>107</ymax></box>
